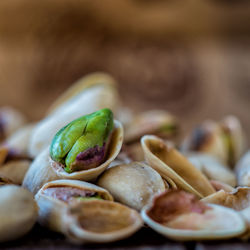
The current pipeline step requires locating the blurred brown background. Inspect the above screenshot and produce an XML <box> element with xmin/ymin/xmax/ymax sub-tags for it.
<box><xmin>0</xmin><ymin>0</ymin><xmax>250</xmax><ymax>140</ymax></box>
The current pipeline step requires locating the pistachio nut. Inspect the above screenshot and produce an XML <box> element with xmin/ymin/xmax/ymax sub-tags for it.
<box><xmin>50</xmin><ymin>108</ymin><xmax>114</xmax><ymax>173</ymax></box>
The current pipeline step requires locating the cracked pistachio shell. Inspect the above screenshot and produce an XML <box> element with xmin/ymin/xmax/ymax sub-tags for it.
<box><xmin>0</xmin><ymin>185</ymin><xmax>37</xmax><ymax>242</ymax></box>
<box><xmin>23</xmin><ymin>120</ymin><xmax>123</xmax><ymax>194</ymax></box>
<box><xmin>97</xmin><ymin>162</ymin><xmax>166</xmax><ymax>211</ymax></box>
<box><xmin>186</xmin><ymin>153</ymin><xmax>236</xmax><ymax>187</ymax></box>
<box><xmin>29</xmin><ymin>72</ymin><xmax>120</xmax><ymax>157</ymax></box>
<box><xmin>62</xmin><ymin>200</ymin><xmax>143</xmax><ymax>243</ymax></box>
<box><xmin>141</xmin><ymin>191</ymin><xmax>246</xmax><ymax>241</ymax></box>
<box><xmin>35</xmin><ymin>180</ymin><xmax>113</xmax><ymax>232</ymax></box>
<box><xmin>141</xmin><ymin>135</ymin><xmax>215</xmax><ymax>198</ymax></box>
<box><xmin>35</xmin><ymin>180</ymin><xmax>142</xmax><ymax>243</ymax></box>
<box><xmin>236</xmin><ymin>151</ymin><xmax>250</xmax><ymax>186</ymax></box>
<box><xmin>50</xmin><ymin>108</ymin><xmax>113</xmax><ymax>173</ymax></box>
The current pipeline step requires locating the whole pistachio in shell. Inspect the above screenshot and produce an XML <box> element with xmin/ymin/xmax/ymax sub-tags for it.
<box><xmin>97</xmin><ymin>162</ymin><xmax>166</xmax><ymax>211</ymax></box>
<box><xmin>0</xmin><ymin>185</ymin><xmax>37</xmax><ymax>242</ymax></box>
<box><xmin>50</xmin><ymin>108</ymin><xmax>114</xmax><ymax>173</ymax></box>
<box><xmin>23</xmin><ymin>113</ymin><xmax>123</xmax><ymax>194</ymax></box>
<box><xmin>141</xmin><ymin>190</ymin><xmax>246</xmax><ymax>241</ymax></box>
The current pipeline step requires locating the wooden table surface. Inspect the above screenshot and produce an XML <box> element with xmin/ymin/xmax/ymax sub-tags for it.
<box><xmin>1</xmin><ymin>224</ymin><xmax>249</xmax><ymax>250</ymax></box>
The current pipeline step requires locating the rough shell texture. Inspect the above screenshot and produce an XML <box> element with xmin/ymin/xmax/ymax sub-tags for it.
<box><xmin>0</xmin><ymin>185</ymin><xmax>37</xmax><ymax>242</ymax></box>
<box><xmin>97</xmin><ymin>162</ymin><xmax>165</xmax><ymax>210</ymax></box>
<box><xmin>29</xmin><ymin>72</ymin><xmax>120</xmax><ymax>157</ymax></box>
<box><xmin>23</xmin><ymin>120</ymin><xmax>123</xmax><ymax>194</ymax></box>
<box><xmin>64</xmin><ymin>200</ymin><xmax>143</xmax><ymax>243</ymax></box>
<box><xmin>141</xmin><ymin>135</ymin><xmax>215</xmax><ymax>198</ymax></box>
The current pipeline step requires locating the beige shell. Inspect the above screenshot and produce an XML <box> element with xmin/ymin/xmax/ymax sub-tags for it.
<box><xmin>202</xmin><ymin>186</ymin><xmax>250</xmax><ymax>239</ymax></box>
<box><xmin>35</xmin><ymin>180</ymin><xmax>142</xmax><ymax>243</ymax></box>
<box><xmin>0</xmin><ymin>146</ymin><xmax>31</xmax><ymax>184</ymax></box>
<box><xmin>23</xmin><ymin>120</ymin><xmax>123</xmax><ymax>194</ymax></box>
<box><xmin>0</xmin><ymin>185</ymin><xmax>37</xmax><ymax>242</ymax></box>
<box><xmin>124</xmin><ymin>110</ymin><xmax>177</xmax><ymax>144</ymax></box>
<box><xmin>220</xmin><ymin>115</ymin><xmax>246</xmax><ymax>166</ymax></box>
<box><xmin>141</xmin><ymin>135</ymin><xmax>215</xmax><ymax>198</ymax></box>
<box><xmin>35</xmin><ymin>179</ymin><xmax>113</xmax><ymax>232</ymax></box>
<box><xmin>97</xmin><ymin>162</ymin><xmax>166</xmax><ymax>211</ymax></box>
<box><xmin>236</xmin><ymin>151</ymin><xmax>250</xmax><ymax>186</ymax></box>
<box><xmin>0</xmin><ymin>106</ymin><xmax>26</xmax><ymax>142</ymax></box>
<box><xmin>0</xmin><ymin>175</ymin><xmax>13</xmax><ymax>185</ymax></box>
<box><xmin>0</xmin><ymin>160</ymin><xmax>30</xmax><ymax>185</ymax></box>
<box><xmin>64</xmin><ymin>200</ymin><xmax>143</xmax><ymax>243</ymax></box>
<box><xmin>209</xmin><ymin>180</ymin><xmax>234</xmax><ymax>192</ymax></box>
<box><xmin>202</xmin><ymin>187</ymin><xmax>250</xmax><ymax>211</ymax></box>
<box><xmin>141</xmin><ymin>203</ymin><xmax>246</xmax><ymax>241</ymax></box>
<box><xmin>29</xmin><ymin>72</ymin><xmax>120</xmax><ymax>157</ymax></box>
<box><xmin>5</xmin><ymin>124</ymin><xmax>35</xmax><ymax>156</ymax></box>
<box><xmin>186</xmin><ymin>153</ymin><xmax>236</xmax><ymax>187</ymax></box>
<box><xmin>181</xmin><ymin>120</ymin><xmax>228</xmax><ymax>164</ymax></box>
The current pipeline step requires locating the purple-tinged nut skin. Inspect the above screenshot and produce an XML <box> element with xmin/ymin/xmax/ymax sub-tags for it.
<box><xmin>70</xmin><ymin>143</ymin><xmax>107</xmax><ymax>171</ymax></box>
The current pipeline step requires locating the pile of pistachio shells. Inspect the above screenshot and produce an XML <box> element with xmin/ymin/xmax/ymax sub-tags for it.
<box><xmin>0</xmin><ymin>72</ymin><xmax>250</xmax><ymax>244</ymax></box>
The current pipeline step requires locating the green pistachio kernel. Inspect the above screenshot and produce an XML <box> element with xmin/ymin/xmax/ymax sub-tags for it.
<box><xmin>50</xmin><ymin>108</ymin><xmax>114</xmax><ymax>173</ymax></box>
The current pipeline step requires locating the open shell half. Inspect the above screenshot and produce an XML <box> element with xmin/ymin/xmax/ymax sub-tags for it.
<box><xmin>141</xmin><ymin>135</ymin><xmax>215</xmax><ymax>198</ymax></box>
<box><xmin>141</xmin><ymin>190</ymin><xmax>246</xmax><ymax>241</ymax></box>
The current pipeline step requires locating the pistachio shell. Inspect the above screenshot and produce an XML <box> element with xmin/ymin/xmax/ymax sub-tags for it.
<box><xmin>35</xmin><ymin>180</ymin><xmax>142</xmax><ymax>243</ymax></box>
<box><xmin>0</xmin><ymin>147</ymin><xmax>8</xmax><ymax>165</ymax></box>
<box><xmin>202</xmin><ymin>187</ymin><xmax>250</xmax><ymax>211</ymax></box>
<box><xmin>65</xmin><ymin>200</ymin><xmax>143</xmax><ymax>243</ymax></box>
<box><xmin>141</xmin><ymin>135</ymin><xmax>215</xmax><ymax>198</ymax></box>
<box><xmin>124</xmin><ymin>110</ymin><xmax>177</xmax><ymax>143</ymax></box>
<box><xmin>35</xmin><ymin>180</ymin><xmax>113</xmax><ymax>232</ymax></box>
<box><xmin>142</xmin><ymin>204</ymin><xmax>246</xmax><ymax>241</ymax></box>
<box><xmin>181</xmin><ymin>121</ymin><xmax>228</xmax><ymax>164</ymax></box>
<box><xmin>186</xmin><ymin>153</ymin><xmax>236</xmax><ymax>187</ymax></box>
<box><xmin>236</xmin><ymin>151</ymin><xmax>250</xmax><ymax>186</ymax></box>
<box><xmin>97</xmin><ymin>162</ymin><xmax>166</xmax><ymax>210</ymax></box>
<box><xmin>141</xmin><ymin>191</ymin><xmax>246</xmax><ymax>241</ymax></box>
<box><xmin>5</xmin><ymin>124</ymin><xmax>35</xmax><ymax>155</ymax></box>
<box><xmin>0</xmin><ymin>107</ymin><xmax>26</xmax><ymax>142</ymax></box>
<box><xmin>29</xmin><ymin>73</ymin><xmax>120</xmax><ymax>157</ymax></box>
<box><xmin>0</xmin><ymin>185</ymin><xmax>37</xmax><ymax>242</ymax></box>
<box><xmin>220</xmin><ymin>115</ymin><xmax>246</xmax><ymax>166</ymax></box>
<box><xmin>23</xmin><ymin>120</ymin><xmax>123</xmax><ymax>194</ymax></box>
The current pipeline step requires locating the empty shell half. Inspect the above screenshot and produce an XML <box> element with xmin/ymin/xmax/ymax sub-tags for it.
<box><xmin>141</xmin><ymin>135</ymin><xmax>215</xmax><ymax>198</ymax></box>
<box><xmin>141</xmin><ymin>190</ymin><xmax>246</xmax><ymax>241</ymax></box>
